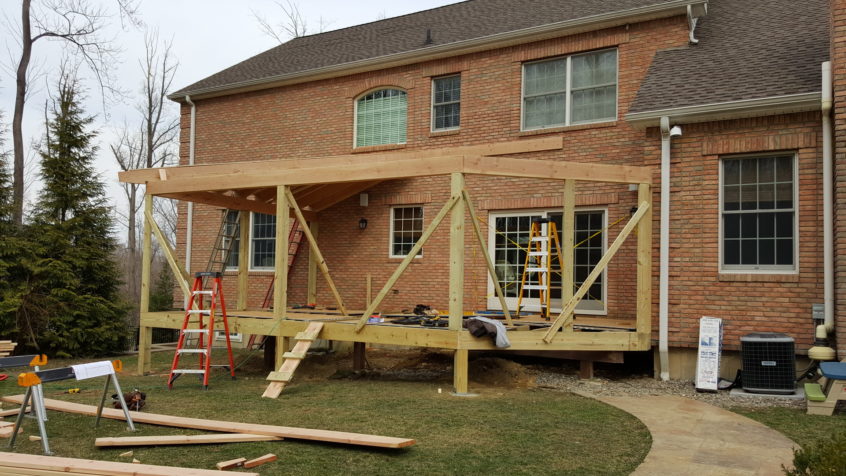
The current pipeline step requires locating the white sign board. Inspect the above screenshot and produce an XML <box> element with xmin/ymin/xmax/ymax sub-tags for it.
<box><xmin>695</xmin><ymin>316</ymin><xmax>723</xmax><ymax>392</ymax></box>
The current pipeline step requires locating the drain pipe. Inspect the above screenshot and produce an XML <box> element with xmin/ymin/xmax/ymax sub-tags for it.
<box><xmin>659</xmin><ymin>116</ymin><xmax>681</xmax><ymax>380</ymax></box>
<box><xmin>821</xmin><ymin>62</ymin><xmax>834</xmax><ymax>335</ymax></box>
<box><xmin>184</xmin><ymin>95</ymin><xmax>197</xmax><ymax>309</ymax></box>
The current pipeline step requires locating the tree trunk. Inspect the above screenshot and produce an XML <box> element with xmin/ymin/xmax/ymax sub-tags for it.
<box><xmin>12</xmin><ymin>0</ymin><xmax>33</xmax><ymax>226</ymax></box>
<box><xmin>127</xmin><ymin>185</ymin><xmax>139</xmax><ymax>325</ymax></box>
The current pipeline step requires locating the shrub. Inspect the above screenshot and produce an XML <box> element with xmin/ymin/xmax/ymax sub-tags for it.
<box><xmin>783</xmin><ymin>431</ymin><xmax>846</xmax><ymax>476</ymax></box>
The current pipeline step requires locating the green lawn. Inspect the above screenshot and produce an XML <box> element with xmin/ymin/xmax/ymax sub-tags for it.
<box><xmin>733</xmin><ymin>406</ymin><xmax>846</xmax><ymax>450</ymax></box>
<box><xmin>0</xmin><ymin>350</ymin><xmax>651</xmax><ymax>475</ymax></box>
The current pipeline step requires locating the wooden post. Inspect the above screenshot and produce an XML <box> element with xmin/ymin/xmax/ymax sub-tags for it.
<box><xmin>453</xmin><ymin>349</ymin><xmax>469</xmax><ymax>394</ymax></box>
<box><xmin>237</xmin><ymin>211</ymin><xmax>250</xmax><ymax>310</ymax></box>
<box><xmin>274</xmin><ymin>186</ymin><xmax>290</xmax><ymax>369</ymax></box>
<box><xmin>137</xmin><ymin>195</ymin><xmax>153</xmax><ymax>375</ymax></box>
<box><xmin>561</xmin><ymin>180</ymin><xmax>576</xmax><ymax>329</ymax></box>
<box><xmin>636</xmin><ymin>183</ymin><xmax>653</xmax><ymax>349</ymax></box>
<box><xmin>306</xmin><ymin>221</ymin><xmax>318</xmax><ymax>305</ymax></box>
<box><xmin>449</xmin><ymin>173</ymin><xmax>465</xmax><ymax>331</ymax></box>
<box><xmin>144</xmin><ymin>209</ymin><xmax>190</xmax><ymax>297</ymax></box>
<box><xmin>579</xmin><ymin>360</ymin><xmax>594</xmax><ymax>379</ymax></box>
<box><xmin>353</xmin><ymin>342</ymin><xmax>366</xmax><ymax>371</ymax></box>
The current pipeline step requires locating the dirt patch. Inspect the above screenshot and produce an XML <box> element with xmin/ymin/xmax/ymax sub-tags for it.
<box><xmin>469</xmin><ymin>357</ymin><xmax>537</xmax><ymax>388</ymax></box>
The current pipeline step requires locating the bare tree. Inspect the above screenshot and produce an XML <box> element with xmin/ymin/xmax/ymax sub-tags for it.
<box><xmin>253</xmin><ymin>0</ymin><xmax>332</xmax><ymax>43</ymax></box>
<box><xmin>10</xmin><ymin>0</ymin><xmax>139</xmax><ymax>226</ymax></box>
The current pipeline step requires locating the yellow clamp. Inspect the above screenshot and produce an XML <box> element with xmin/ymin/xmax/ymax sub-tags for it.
<box><xmin>29</xmin><ymin>355</ymin><xmax>48</xmax><ymax>367</ymax></box>
<box><xmin>18</xmin><ymin>372</ymin><xmax>42</xmax><ymax>387</ymax></box>
<box><xmin>112</xmin><ymin>360</ymin><xmax>123</xmax><ymax>372</ymax></box>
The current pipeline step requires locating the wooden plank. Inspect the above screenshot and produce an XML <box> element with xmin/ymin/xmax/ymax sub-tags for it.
<box><xmin>1</xmin><ymin>396</ymin><xmax>415</xmax><ymax>448</ymax></box>
<box><xmin>274</xmin><ymin>186</ymin><xmax>289</xmax><ymax>320</ymax></box>
<box><xmin>449</xmin><ymin>173</ymin><xmax>465</xmax><ymax>331</ymax></box>
<box><xmin>267</xmin><ymin>371</ymin><xmax>294</xmax><ymax>382</ymax></box>
<box><xmin>453</xmin><ymin>349</ymin><xmax>469</xmax><ymax>394</ymax></box>
<box><xmin>464</xmin><ymin>156</ymin><xmax>654</xmax><ymax>184</ymax></box>
<box><xmin>463</xmin><ymin>189</ymin><xmax>512</xmax><ymax>326</ymax></box>
<box><xmin>244</xmin><ymin>453</ymin><xmax>277</xmax><ymax>469</ymax></box>
<box><xmin>95</xmin><ymin>433</ymin><xmax>282</xmax><ymax>447</ymax></box>
<box><xmin>119</xmin><ymin>137</ymin><xmax>563</xmax><ymax>184</ymax></box>
<box><xmin>306</xmin><ymin>222</ymin><xmax>318</xmax><ymax>304</ymax></box>
<box><xmin>354</xmin><ymin>195</ymin><xmax>460</xmax><ymax>332</ymax></box>
<box><xmin>237</xmin><ymin>211</ymin><xmax>250</xmax><ymax>310</ymax></box>
<box><xmin>145</xmin><ymin>208</ymin><xmax>191</xmax><ymax>297</ymax></box>
<box><xmin>158</xmin><ymin>191</ymin><xmax>316</xmax><ymax>221</ymax></box>
<box><xmin>636</xmin><ymin>183</ymin><xmax>653</xmax><ymax>349</ymax></box>
<box><xmin>0</xmin><ymin>407</ymin><xmax>28</xmax><ymax>417</ymax></box>
<box><xmin>0</xmin><ymin>452</ymin><xmax>252</xmax><ymax>476</ymax></box>
<box><xmin>543</xmin><ymin>201</ymin><xmax>650</xmax><ymax>343</ymax></box>
<box><xmin>216</xmin><ymin>458</ymin><xmax>246</xmax><ymax>470</ymax></box>
<box><xmin>561</xmin><ymin>179</ymin><xmax>576</xmax><ymax>330</ymax></box>
<box><xmin>263</xmin><ymin>322</ymin><xmax>324</xmax><ymax>398</ymax></box>
<box><xmin>285</xmin><ymin>189</ymin><xmax>348</xmax><ymax>315</ymax></box>
<box><xmin>138</xmin><ymin>194</ymin><xmax>154</xmax><ymax>376</ymax></box>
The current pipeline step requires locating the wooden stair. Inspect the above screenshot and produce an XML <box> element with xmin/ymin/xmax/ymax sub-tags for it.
<box><xmin>262</xmin><ymin>322</ymin><xmax>324</xmax><ymax>398</ymax></box>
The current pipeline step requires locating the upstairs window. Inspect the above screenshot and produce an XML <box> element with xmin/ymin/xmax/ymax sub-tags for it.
<box><xmin>355</xmin><ymin>88</ymin><xmax>407</xmax><ymax>147</ymax></box>
<box><xmin>432</xmin><ymin>75</ymin><xmax>461</xmax><ymax>131</ymax></box>
<box><xmin>522</xmin><ymin>48</ymin><xmax>617</xmax><ymax>130</ymax></box>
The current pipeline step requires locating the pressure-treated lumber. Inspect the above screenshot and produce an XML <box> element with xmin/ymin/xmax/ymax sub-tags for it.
<box><xmin>449</xmin><ymin>173</ymin><xmax>465</xmax><ymax>331</ymax></box>
<box><xmin>138</xmin><ymin>194</ymin><xmax>153</xmax><ymax>375</ymax></box>
<box><xmin>145</xmin><ymin>208</ymin><xmax>191</xmax><ymax>297</ymax></box>
<box><xmin>635</xmin><ymin>183</ymin><xmax>653</xmax><ymax>348</ymax></box>
<box><xmin>263</xmin><ymin>322</ymin><xmax>324</xmax><ymax>398</ymax></box>
<box><xmin>237</xmin><ymin>211</ymin><xmax>250</xmax><ymax>311</ymax></box>
<box><xmin>2</xmin><ymin>395</ymin><xmax>415</xmax><ymax>448</ymax></box>
<box><xmin>307</xmin><ymin>222</ymin><xmax>319</xmax><ymax>304</ymax></box>
<box><xmin>543</xmin><ymin>201</ymin><xmax>651</xmax><ymax>343</ymax></box>
<box><xmin>244</xmin><ymin>453</ymin><xmax>278</xmax><ymax>469</ymax></box>
<box><xmin>216</xmin><ymin>458</ymin><xmax>246</xmax><ymax>470</ymax></box>
<box><xmin>0</xmin><ymin>407</ymin><xmax>29</xmax><ymax>417</ymax></box>
<box><xmin>560</xmin><ymin>179</ymin><xmax>576</xmax><ymax>330</ymax></box>
<box><xmin>95</xmin><ymin>433</ymin><xmax>283</xmax><ymax>447</ymax></box>
<box><xmin>274</xmin><ymin>186</ymin><xmax>289</xmax><ymax>320</ymax></box>
<box><xmin>462</xmin><ymin>189</ymin><xmax>512</xmax><ymax>326</ymax></box>
<box><xmin>285</xmin><ymin>189</ymin><xmax>348</xmax><ymax>315</ymax></box>
<box><xmin>354</xmin><ymin>195</ymin><xmax>460</xmax><ymax>332</ymax></box>
<box><xmin>0</xmin><ymin>451</ymin><xmax>254</xmax><ymax>476</ymax></box>
<box><xmin>464</xmin><ymin>155</ymin><xmax>654</xmax><ymax>184</ymax></box>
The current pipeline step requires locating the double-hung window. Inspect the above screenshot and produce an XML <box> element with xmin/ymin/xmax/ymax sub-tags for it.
<box><xmin>721</xmin><ymin>155</ymin><xmax>796</xmax><ymax>272</ymax></box>
<box><xmin>250</xmin><ymin>212</ymin><xmax>276</xmax><ymax>270</ymax></box>
<box><xmin>390</xmin><ymin>206</ymin><xmax>424</xmax><ymax>257</ymax></box>
<box><xmin>522</xmin><ymin>48</ymin><xmax>617</xmax><ymax>130</ymax></box>
<box><xmin>432</xmin><ymin>75</ymin><xmax>461</xmax><ymax>131</ymax></box>
<box><xmin>355</xmin><ymin>88</ymin><xmax>407</xmax><ymax>147</ymax></box>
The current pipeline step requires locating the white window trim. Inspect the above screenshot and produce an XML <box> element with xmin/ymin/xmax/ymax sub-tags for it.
<box><xmin>717</xmin><ymin>153</ymin><xmax>799</xmax><ymax>274</ymax></box>
<box><xmin>520</xmin><ymin>47</ymin><xmax>619</xmax><ymax>131</ymax></box>
<box><xmin>431</xmin><ymin>74</ymin><xmax>461</xmax><ymax>132</ymax></box>
<box><xmin>352</xmin><ymin>88</ymin><xmax>408</xmax><ymax>148</ymax></box>
<box><xmin>214</xmin><ymin>331</ymin><xmax>243</xmax><ymax>343</ymax></box>
<box><xmin>389</xmin><ymin>205</ymin><xmax>424</xmax><ymax>259</ymax></box>
<box><xmin>485</xmin><ymin>207</ymin><xmax>608</xmax><ymax>315</ymax></box>
<box><xmin>248</xmin><ymin>212</ymin><xmax>276</xmax><ymax>272</ymax></box>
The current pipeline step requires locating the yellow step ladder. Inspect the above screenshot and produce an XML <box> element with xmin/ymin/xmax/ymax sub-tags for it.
<box><xmin>516</xmin><ymin>218</ymin><xmax>564</xmax><ymax>319</ymax></box>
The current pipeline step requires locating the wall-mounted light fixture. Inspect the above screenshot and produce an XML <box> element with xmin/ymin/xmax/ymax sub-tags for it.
<box><xmin>359</xmin><ymin>218</ymin><xmax>368</xmax><ymax>230</ymax></box>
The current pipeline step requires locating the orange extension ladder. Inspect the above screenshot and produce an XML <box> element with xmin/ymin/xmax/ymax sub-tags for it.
<box><xmin>168</xmin><ymin>272</ymin><xmax>236</xmax><ymax>390</ymax></box>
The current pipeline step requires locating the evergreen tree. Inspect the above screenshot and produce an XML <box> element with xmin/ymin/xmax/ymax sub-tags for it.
<box><xmin>7</xmin><ymin>73</ymin><xmax>130</xmax><ymax>357</ymax></box>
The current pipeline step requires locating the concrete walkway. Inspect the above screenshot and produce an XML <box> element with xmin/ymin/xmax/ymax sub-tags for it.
<box><xmin>595</xmin><ymin>395</ymin><xmax>796</xmax><ymax>475</ymax></box>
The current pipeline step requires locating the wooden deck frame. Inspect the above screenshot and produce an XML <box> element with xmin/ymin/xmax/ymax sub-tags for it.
<box><xmin>128</xmin><ymin>138</ymin><xmax>655</xmax><ymax>393</ymax></box>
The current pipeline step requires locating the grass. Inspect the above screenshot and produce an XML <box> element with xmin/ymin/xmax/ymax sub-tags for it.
<box><xmin>0</xmin><ymin>349</ymin><xmax>651</xmax><ymax>475</ymax></box>
<box><xmin>732</xmin><ymin>406</ymin><xmax>846</xmax><ymax>450</ymax></box>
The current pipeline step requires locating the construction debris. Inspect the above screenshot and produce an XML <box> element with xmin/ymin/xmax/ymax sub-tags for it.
<box><xmin>28</xmin><ymin>435</ymin><xmax>41</xmax><ymax>442</ymax></box>
<box><xmin>119</xmin><ymin>450</ymin><xmax>134</xmax><ymax>458</ymax></box>
<box><xmin>96</xmin><ymin>433</ymin><xmax>283</xmax><ymax>447</ymax></box>
<box><xmin>215</xmin><ymin>457</ymin><xmax>246</xmax><ymax>470</ymax></box>
<box><xmin>0</xmin><ymin>340</ymin><xmax>18</xmax><ymax>357</ymax></box>
<box><xmin>244</xmin><ymin>453</ymin><xmax>277</xmax><ymax>469</ymax></box>
<box><xmin>133</xmin><ymin>458</ymin><xmax>141</xmax><ymax>464</ymax></box>
<box><xmin>0</xmin><ymin>451</ymin><xmax>255</xmax><ymax>476</ymax></box>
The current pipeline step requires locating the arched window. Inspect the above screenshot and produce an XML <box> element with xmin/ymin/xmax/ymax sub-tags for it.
<box><xmin>355</xmin><ymin>88</ymin><xmax>407</xmax><ymax>147</ymax></box>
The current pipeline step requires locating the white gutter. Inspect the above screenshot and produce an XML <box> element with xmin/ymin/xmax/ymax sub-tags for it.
<box><xmin>821</xmin><ymin>62</ymin><xmax>834</xmax><ymax>334</ymax></box>
<box><xmin>658</xmin><ymin>116</ymin><xmax>679</xmax><ymax>381</ymax></box>
<box><xmin>184</xmin><ymin>95</ymin><xmax>196</xmax><ymax>309</ymax></box>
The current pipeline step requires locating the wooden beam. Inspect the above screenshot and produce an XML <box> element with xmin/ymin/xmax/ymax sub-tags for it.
<box><xmin>307</xmin><ymin>221</ymin><xmax>318</xmax><ymax>304</ymax></box>
<box><xmin>561</xmin><ymin>179</ymin><xmax>576</xmax><ymax>330</ymax></box>
<box><xmin>354</xmin><ymin>195</ymin><xmax>460</xmax><ymax>332</ymax></box>
<box><xmin>636</xmin><ymin>183</ymin><xmax>653</xmax><ymax>349</ymax></box>
<box><xmin>144</xmin><ymin>208</ymin><xmax>191</xmax><ymax>297</ymax></box>
<box><xmin>274</xmin><ymin>186</ymin><xmax>289</xmax><ymax>321</ymax></box>
<box><xmin>308</xmin><ymin>180</ymin><xmax>381</xmax><ymax>212</ymax></box>
<box><xmin>285</xmin><ymin>189</ymin><xmax>348</xmax><ymax>316</ymax></box>
<box><xmin>237</xmin><ymin>211</ymin><xmax>250</xmax><ymax>310</ymax></box>
<box><xmin>453</xmin><ymin>349</ymin><xmax>469</xmax><ymax>394</ymax></box>
<box><xmin>462</xmin><ymin>189</ymin><xmax>512</xmax><ymax>326</ymax></box>
<box><xmin>120</xmin><ymin>137</ymin><xmax>563</xmax><ymax>184</ymax></box>
<box><xmin>449</xmin><ymin>173</ymin><xmax>465</xmax><ymax>331</ymax></box>
<box><xmin>95</xmin><ymin>433</ymin><xmax>283</xmax><ymax>447</ymax></box>
<box><xmin>293</xmin><ymin>184</ymin><xmax>332</xmax><ymax>205</ymax></box>
<box><xmin>244</xmin><ymin>454</ymin><xmax>278</xmax><ymax>469</ymax></box>
<box><xmin>543</xmin><ymin>201</ymin><xmax>651</xmax><ymax>343</ymax></box>
<box><xmin>157</xmin><ymin>191</ymin><xmax>316</xmax><ymax>221</ymax></box>
<box><xmin>0</xmin><ymin>452</ymin><xmax>252</xmax><ymax>476</ymax></box>
<box><xmin>464</xmin><ymin>156</ymin><xmax>654</xmax><ymax>184</ymax></box>
<box><xmin>1</xmin><ymin>396</ymin><xmax>416</xmax><ymax>449</ymax></box>
<box><xmin>138</xmin><ymin>195</ymin><xmax>153</xmax><ymax>376</ymax></box>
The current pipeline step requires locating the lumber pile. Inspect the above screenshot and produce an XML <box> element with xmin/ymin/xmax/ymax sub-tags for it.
<box><xmin>0</xmin><ymin>340</ymin><xmax>17</xmax><ymax>357</ymax></box>
<box><xmin>0</xmin><ymin>451</ymin><xmax>259</xmax><ymax>476</ymax></box>
<box><xmin>3</xmin><ymin>395</ymin><xmax>416</xmax><ymax>449</ymax></box>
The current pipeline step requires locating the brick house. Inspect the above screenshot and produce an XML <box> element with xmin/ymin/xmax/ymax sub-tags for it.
<box><xmin>123</xmin><ymin>0</ymin><xmax>841</xmax><ymax>383</ymax></box>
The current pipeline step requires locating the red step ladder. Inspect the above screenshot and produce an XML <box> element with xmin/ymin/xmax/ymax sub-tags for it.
<box><xmin>168</xmin><ymin>272</ymin><xmax>236</xmax><ymax>390</ymax></box>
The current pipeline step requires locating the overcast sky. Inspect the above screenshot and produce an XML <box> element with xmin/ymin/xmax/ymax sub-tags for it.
<box><xmin>0</xmin><ymin>0</ymin><xmax>459</xmax><ymax>233</ymax></box>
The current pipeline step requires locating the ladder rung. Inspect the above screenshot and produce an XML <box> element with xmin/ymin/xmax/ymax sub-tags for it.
<box><xmin>172</xmin><ymin>369</ymin><xmax>206</xmax><ymax>374</ymax></box>
<box><xmin>182</xmin><ymin>329</ymin><xmax>209</xmax><ymax>334</ymax></box>
<box><xmin>525</xmin><ymin>267</ymin><xmax>547</xmax><ymax>273</ymax></box>
<box><xmin>187</xmin><ymin>310</ymin><xmax>211</xmax><ymax>315</ymax></box>
<box><xmin>522</xmin><ymin>284</ymin><xmax>549</xmax><ymax>290</ymax></box>
<box><xmin>528</xmin><ymin>251</ymin><xmax>548</xmax><ymax>257</ymax></box>
<box><xmin>282</xmin><ymin>351</ymin><xmax>307</xmax><ymax>360</ymax></box>
<box><xmin>193</xmin><ymin>291</ymin><xmax>213</xmax><ymax>295</ymax></box>
<box><xmin>177</xmin><ymin>349</ymin><xmax>207</xmax><ymax>354</ymax></box>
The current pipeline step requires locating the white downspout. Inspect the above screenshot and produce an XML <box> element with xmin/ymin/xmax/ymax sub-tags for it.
<box><xmin>184</xmin><ymin>95</ymin><xmax>197</xmax><ymax>308</ymax></box>
<box><xmin>821</xmin><ymin>62</ymin><xmax>834</xmax><ymax>334</ymax></box>
<box><xmin>658</xmin><ymin>116</ymin><xmax>676</xmax><ymax>380</ymax></box>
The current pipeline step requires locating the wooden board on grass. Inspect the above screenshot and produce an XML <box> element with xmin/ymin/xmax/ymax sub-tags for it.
<box><xmin>2</xmin><ymin>395</ymin><xmax>415</xmax><ymax>449</ymax></box>
<box><xmin>0</xmin><ymin>451</ymin><xmax>256</xmax><ymax>476</ymax></box>
<box><xmin>95</xmin><ymin>433</ymin><xmax>283</xmax><ymax>447</ymax></box>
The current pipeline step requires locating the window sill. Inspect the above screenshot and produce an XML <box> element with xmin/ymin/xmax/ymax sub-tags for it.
<box><xmin>519</xmin><ymin>121</ymin><xmax>617</xmax><ymax>137</ymax></box>
<box><xmin>429</xmin><ymin>129</ymin><xmax>460</xmax><ymax>138</ymax></box>
<box><xmin>351</xmin><ymin>143</ymin><xmax>407</xmax><ymax>154</ymax></box>
<box><xmin>718</xmin><ymin>273</ymin><xmax>799</xmax><ymax>283</ymax></box>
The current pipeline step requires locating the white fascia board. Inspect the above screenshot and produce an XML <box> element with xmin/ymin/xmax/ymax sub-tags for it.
<box><xmin>625</xmin><ymin>92</ymin><xmax>821</xmax><ymax>127</ymax></box>
<box><xmin>169</xmin><ymin>0</ymin><xmax>707</xmax><ymax>101</ymax></box>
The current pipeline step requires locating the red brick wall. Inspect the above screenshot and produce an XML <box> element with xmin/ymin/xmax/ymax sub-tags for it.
<box><xmin>170</xmin><ymin>14</ymin><xmax>825</xmax><ymax>352</ymax></box>
<box><xmin>832</xmin><ymin>0</ymin><xmax>846</xmax><ymax>358</ymax></box>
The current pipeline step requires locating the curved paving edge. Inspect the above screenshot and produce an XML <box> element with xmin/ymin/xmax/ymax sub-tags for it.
<box><xmin>584</xmin><ymin>394</ymin><xmax>797</xmax><ymax>476</ymax></box>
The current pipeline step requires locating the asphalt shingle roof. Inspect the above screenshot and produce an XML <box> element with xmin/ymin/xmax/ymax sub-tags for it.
<box><xmin>172</xmin><ymin>0</ymin><xmax>685</xmax><ymax>97</ymax></box>
<box><xmin>629</xmin><ymin>0</ymin><xmax>829</xmax><ymax>114</ymax></box>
